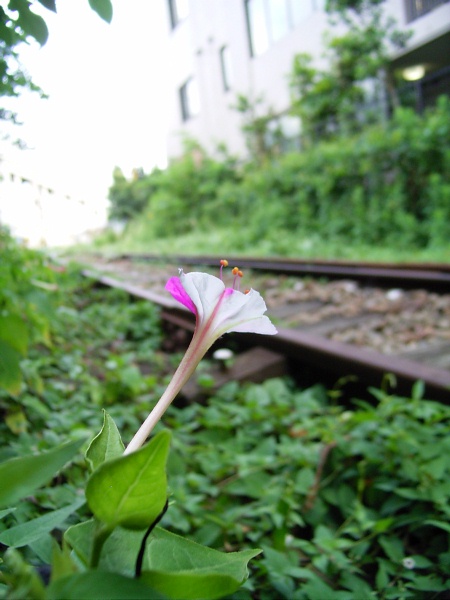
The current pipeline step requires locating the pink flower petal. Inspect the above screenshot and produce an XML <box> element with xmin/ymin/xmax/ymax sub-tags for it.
<box><xmin>165</xmin><ymin>276</ymin><xmax>197</xmax><ymax>315</ymax></box>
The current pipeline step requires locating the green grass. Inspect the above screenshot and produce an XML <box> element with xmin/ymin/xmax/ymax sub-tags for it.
<box><xmin>79</xmin><ymin>224</ymin><xmax>450</xmax><ymax>264</ymax></box>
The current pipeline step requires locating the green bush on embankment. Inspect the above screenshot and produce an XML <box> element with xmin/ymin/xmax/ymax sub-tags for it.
<box><xmin>104</xmin><ymin>97</ymin><xmax>450</xmax><ymax>258</ymax></box>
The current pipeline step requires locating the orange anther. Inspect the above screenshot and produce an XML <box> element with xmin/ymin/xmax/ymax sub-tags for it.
<box><xmin>238</xmin><ymin>270</ymin><xmax>243</xmax><ymax>278</ymax></box>
<box><xmin>220</xmin><ymin>259</ymin><xmax>228</xmax><ymax>267</ymax></box>
<box><xmin>232</xmin><ymin>267</ymin><xmax>239</xmax><ymax>275</ymax></box>
<box><xmin>244</xmin><ymin>289</ymin><xmax>250</xmax><ymax>294</ymax></box>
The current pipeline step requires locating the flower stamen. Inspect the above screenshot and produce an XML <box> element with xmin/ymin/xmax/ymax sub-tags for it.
<box><xmin>219</xmin><ymin>259</ymin><xmax>228</xmax><ymax>280</ymax></box>
<box><xmin>232</xmin><ymin>267</ymin><xmax>243</xmax><ymax>291</ymax></box>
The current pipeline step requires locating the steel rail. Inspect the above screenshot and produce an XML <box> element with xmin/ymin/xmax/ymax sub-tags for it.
<box><xmin>84</xmin><ymin>269</ymin><xmax>450</xmax><ymax>403</ymax></box>
<box><xmin>113</xmin><ymin>254</ymin><xmax>450</xmax><ymax>292</ymax></box>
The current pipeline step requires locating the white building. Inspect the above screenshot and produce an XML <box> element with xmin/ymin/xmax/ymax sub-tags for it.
<box><xmin>163</xmin><ymin>0</ymin><xmax>450</xmax><ymax>159</ymax></box>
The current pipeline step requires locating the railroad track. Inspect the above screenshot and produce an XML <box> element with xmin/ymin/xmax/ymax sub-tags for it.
<box><xmin>115</xmin><ymin>253</ymin><xmax>450</xmax><ymax>292</ymax></box>
<box><xmin>76</xmin><ymin>254</ymin><xmax>450</xmax><ymax>402</ymax></box>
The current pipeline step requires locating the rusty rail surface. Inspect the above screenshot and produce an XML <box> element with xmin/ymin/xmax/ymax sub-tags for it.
<box><xmin>113</xmin><ymin>254</ymin><xmax>450</xmax><ymax>292</ymax></box>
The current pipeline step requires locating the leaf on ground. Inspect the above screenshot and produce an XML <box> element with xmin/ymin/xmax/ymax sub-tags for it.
<box><xmin>0</xmin><ymin>438</ymin><xmax>85</xmax><ymax>509</ymax></box>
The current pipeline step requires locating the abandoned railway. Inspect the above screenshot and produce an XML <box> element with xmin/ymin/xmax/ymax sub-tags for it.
<box><xmin>74</xmin><ymin>254</ymin><xmax>450</xmax><ymax>402</ymax></box>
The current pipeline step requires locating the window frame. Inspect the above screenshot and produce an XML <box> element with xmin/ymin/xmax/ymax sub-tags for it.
<box><xmin>168</xmin><ymin>0</ymin><xmax>189</xmax><ymax>30</ymax></box>
<box><xmin>219</xmin><ymin>45</ymin><xmax>233</xmax><ymax>92</ymax></box>
<box><xmin>179</xmin><ymin>77</ymin><xmax>200</xmax><ymax>122</ymax></box>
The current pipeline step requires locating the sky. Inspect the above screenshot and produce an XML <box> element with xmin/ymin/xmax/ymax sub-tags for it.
<box><xmin>0</xmin><ymin>0</ymin><xmax>169</xmax><ymax>246</ymax></box>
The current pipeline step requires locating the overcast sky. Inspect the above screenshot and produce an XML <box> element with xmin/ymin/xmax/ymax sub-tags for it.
<box><xmin>0</xmin><ymin>0</ymin><xmax>170</xmax><ymax>245</ymax></box>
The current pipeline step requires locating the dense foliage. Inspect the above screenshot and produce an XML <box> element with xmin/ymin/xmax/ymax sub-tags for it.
<box><xmin>106</xmin><ymin>98</ymin><xmax>450</xmax><ymax>254</ymax></box>
<box><xmin>1</xmin><ymin>230</ymin><xmax>449</xmax><ymax>598</ymax></box>
<box><xmin>290</xmin><ymin>0</ymin><xmax>410</xmax><ymax>144</ymax></box>
<box><xmin>165</xmin><ymin>378</ymin><xmax>450</xmax><ymax>599</ymax></box>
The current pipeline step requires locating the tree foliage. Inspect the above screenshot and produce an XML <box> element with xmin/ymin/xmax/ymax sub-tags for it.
<box><xmin>108</xmin><ymin>166</ymin><xmax>163</xmax><ymax>223</ymax></box>
<box><xmin>290</xmin><ymin>0</ymin><xmax>411</xmax><ymax>144</ymax></box>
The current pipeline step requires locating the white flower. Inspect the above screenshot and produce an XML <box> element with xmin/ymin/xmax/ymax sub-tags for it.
<box><xmin>402</xmin><ymin>557</ymin><xmax>416</xmax><ymax>570</ymax></box>
<box><xmin>168</xmin><ymin>269</ymin><xmax>277</xmax><ymax>338</ymax></box>
<box><xmin>125</xmin><ymin>264</ymin><xmax>276</xmax><ymax>453</ymax></box>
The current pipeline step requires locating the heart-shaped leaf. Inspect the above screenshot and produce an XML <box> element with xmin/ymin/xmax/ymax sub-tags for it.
<box><xmin>86</xmin><ymin>430</ymin><xmax>170</xmax><ymax>530</ymax></box>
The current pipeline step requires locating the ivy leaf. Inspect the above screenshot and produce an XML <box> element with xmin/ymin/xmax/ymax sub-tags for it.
<box><xmin>86</xmin><ymin>411</ymin><xmax>124</xmax><ymax>472</ymax></box>
<box><xmin>0</xmin><ymin>438</ymin><xmax>85</xmax><ymax>509</ymax></box>
<box><xmin>86</xmin><ymin>430</ymin><xmax>170</xmax><ymax>530</ymax></box>
<box><xmin>88</xmin><ymin>0</ymin><xmax>113</xmax><ymax>23</ymax></box>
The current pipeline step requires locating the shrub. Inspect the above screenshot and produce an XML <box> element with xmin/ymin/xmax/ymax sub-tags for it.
<box><xmin>106</xmin><ymin>97</ymin><xmax>450</xmax><ymax>253</ymax></box>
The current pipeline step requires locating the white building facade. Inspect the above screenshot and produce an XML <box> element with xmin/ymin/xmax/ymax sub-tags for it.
<box><xmin>163</xmin><ymin>0</ymin><xmax>450</xmax><ymax>158</ymax></box>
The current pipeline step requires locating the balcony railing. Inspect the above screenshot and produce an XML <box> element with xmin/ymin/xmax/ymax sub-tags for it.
<box><xmin>405</xmin><ymin>0</ymin><xmax>449</xmax><ymax>23</ymax></box>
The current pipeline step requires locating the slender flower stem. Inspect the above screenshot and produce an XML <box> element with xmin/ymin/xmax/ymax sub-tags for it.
<box><xmin>124</xmin><ymin>332</ymin><xmax>209</xmax><ymax>454</ymax></box>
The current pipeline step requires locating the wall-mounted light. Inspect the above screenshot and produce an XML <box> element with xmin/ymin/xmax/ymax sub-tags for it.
<box><xmin>402</xmin><ymin>65</ymin><xmax>426</xmax><ymax>81</ymax></box>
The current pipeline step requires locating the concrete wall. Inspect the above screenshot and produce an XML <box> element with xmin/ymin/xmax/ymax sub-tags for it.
<box><xmin>164</xmin><ymin>0</ymin><xmax>450</xmax><ymax>159</ymax></box>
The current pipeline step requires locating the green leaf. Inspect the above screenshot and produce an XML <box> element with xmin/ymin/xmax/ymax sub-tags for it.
<box><xmin>301</xmin><ymin>577</ymin><xmax>350</xmax><ymax>600</ymax></box>
<box><xmin>50</xmin><ymin>540</ymin><xmax>79</xmax><ymax>584</ymax></box>
<box><xmin>37</xmin><ymin>0</ymin><xmax>57</xmax><ymax>11</ymax></box>
<box><xmin>376</xmin><ymin>559</ymin><xmax>390</xmax><ymax>591</ymax></box>
<box><xmin>86</xmin><ymin>430</ymin><xmax>170</xmax><ymax>530</ymax></box>
<box><xmin>0</xmin><ymin>507</ymin><xmax>16</xmax><ymax>520</ymax></box>
<box><xmin>65</xmin><ymin>520</ymin><xmax>260</xmax><ymax>600</ymax></box>
<box><xmin>16</xmin><ymin>4</ymin><xmax>49</xmax><ymax>45</ymax></box>
<box><xmin>65</xmin><ymin>519</ymin><xmax>144</xmax><ymax>570</ymax></box>
<box><xmin>0</xmin><ymin>314</ymin><xmax>28</xmax><ymax>355</ymax></box>
<box><xmin>88</xmin><ymin>0</ymin><xmax>113</xmax><ymax>23</ymax></box>
<box><xmin>379</xmin><ymin>536</ymin><xmax>404</xmax><ymax>562</ymax></box>
<box><xmin>0</xmin><ymin>339</ymin><xmax>22</xmax><ymax>395</ymax></box>
<box><xmin>409</xmin><ymin>575</ymin><xmax>447</xmax><ymax>592</ymax></box>
<box><xmin>2</xmin><ymin>548</ymin><xmax>46</xmax><ymax>600</ymax></box>
<box><xmin>0</xmin><ymin>497</ymin><xmax>85</xmax><ymax>548</ymax></box>
<box><xmin>86</xmin><ymin>411</ymin><xmax>124</xmax><ymax>472</ymax></box>
<box><xmin>141</xmin><ymin>528</ymin><xmax>261</xmax><ymax>600</ymax></box>
<box><xmin>47</xmin><ymin>571</ymin><xmax>162</xmax><ymax>600</ymax></box>
<box><xmin>0</xmin><ymin>438</ymin><xmax>85</xmax><ymax>509</ymax></box>
<box><xmin>424</xmin><ymin>519</ymin><xmax>450</xmax><ymax>533</ymax></box>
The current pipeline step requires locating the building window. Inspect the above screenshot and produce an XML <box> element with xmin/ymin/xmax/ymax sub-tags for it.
<box><xmin>168</xmin><ymin>0</ymin><xmax>189</xmax><ymax>29</ymax></box>
<box><xmin>245</xmin><ymin>0</ymin><xmax>324</xmax><ymax>56</ymax></box>
<box><xmin>220</xmin><ymin>46</ymin><xmax>233</xmax><ymax>91</ymax></box>
<box><xmin>179</xmin><ymin>78</ymin><xmax>200</xmax><ymax>121</ymax></box>
<box><xmin>245</xmin><ymin>0</ymin><xmax>270</xmax><ymax>56</ymax></box>
<box><xmin>404</xmin><ymin>0</ymin><xmax>449</xmax><ymax>23</ymax></box>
